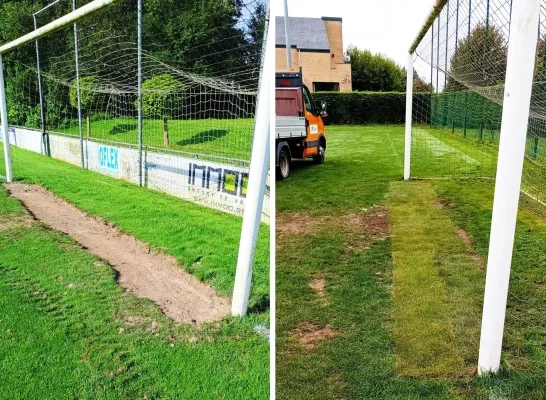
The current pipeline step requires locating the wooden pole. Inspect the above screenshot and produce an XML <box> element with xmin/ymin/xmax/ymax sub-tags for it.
<box><xmin>163</xmin><ymin>116</ymin><xmax>169</xmax><ymax>147</ymax></box>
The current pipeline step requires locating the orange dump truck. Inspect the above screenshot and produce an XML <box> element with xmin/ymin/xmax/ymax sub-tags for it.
<box><xmin>275</xmin><ymin>70</ymin><xmax>327</xmax><ymax>179</ymax></box>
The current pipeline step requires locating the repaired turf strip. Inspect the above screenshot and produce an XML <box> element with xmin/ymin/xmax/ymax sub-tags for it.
<box><xmin>387</xmin><ymin>180</ymin><xmax>485</xmax><ymax>377</ymax></box>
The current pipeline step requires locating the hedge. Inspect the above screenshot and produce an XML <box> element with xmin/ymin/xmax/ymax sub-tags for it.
<box><xmin>313</xmin><ymin>91</ymin><xmax>431</xmax><ymax>125</ymax></box>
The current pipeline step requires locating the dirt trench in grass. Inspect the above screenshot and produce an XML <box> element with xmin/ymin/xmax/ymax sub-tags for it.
<box><xmin>6</xmin><ymin>183</ymin><xmax>230</xmax><ymax>324</ymax></box>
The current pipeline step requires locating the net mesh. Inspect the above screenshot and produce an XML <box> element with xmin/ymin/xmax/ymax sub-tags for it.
<box><xmin>411</xmin><ymin>0</ymin><xmax>546</xmax><ymax>370</ymax></box>
<box><xmin>0</xmin><ymin>0</ymin><xmax>268</xmax><ymax>220</ymax></box>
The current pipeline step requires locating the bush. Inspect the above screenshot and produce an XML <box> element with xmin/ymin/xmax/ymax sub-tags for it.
<box><xmin>69</xmin><ymin>76</ymin><xmax>100</xmax><ymax>114</ymax></box>
<box><xmin>313</xmin><ymin>92</ymin><xmax>432</xmax><ymax>125</ymax></box>
<box><xmin>138</xmin><ymin>74</ymin><xmax>185</xmax><ymax>118</ymax></box>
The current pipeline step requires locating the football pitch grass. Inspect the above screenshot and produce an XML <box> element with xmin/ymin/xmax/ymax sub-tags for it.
<box><xmin>277</xmin><ymin>125</ymin><xmax>546</xmax><ymax>399</ymax></box>
<box><xmin>0</xmin><ymin>147</ymin><xmax>269</xmax><ymax>398</ymax></box>
<box><xmin>55</xmin><ymin>117</ymin><xmax>255</xmax><ymax>162</ymax></box>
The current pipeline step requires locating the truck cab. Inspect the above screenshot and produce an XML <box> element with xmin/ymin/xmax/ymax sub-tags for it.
<box><xmin>275</xmin><ymin>70</ymin><xmax>327</xmax><ymax>180</ymax></box>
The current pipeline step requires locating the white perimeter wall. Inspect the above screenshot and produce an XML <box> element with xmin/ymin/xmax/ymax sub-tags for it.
<box><xmin>1</xmin><ymin>126</ymin><xmax>270</xmax><ymax>224</ymax></box>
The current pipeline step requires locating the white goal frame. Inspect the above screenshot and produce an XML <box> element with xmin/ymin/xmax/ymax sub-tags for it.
<box><xmin>405</xmin><ymin>0</ymin><xmax>542</xmax><ymax>373</ymax></box>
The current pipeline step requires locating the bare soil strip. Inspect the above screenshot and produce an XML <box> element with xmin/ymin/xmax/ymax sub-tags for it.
<box><xmin>455</xmin><ymin>227</ymin><xmax>485</xmax><ymax>269</ymax></box>
<box><xmin>6</xmin><ymin>183</ymin><xmax>230</xmax><ymax>324</ymax></box>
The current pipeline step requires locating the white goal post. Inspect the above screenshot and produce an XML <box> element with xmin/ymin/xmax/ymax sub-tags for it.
<box><xmin>405</xmin><ymin>0</ymin><xmax>542</xmax><ymax>373</ymax></box>
<box><xmin>231</xmin><ymin>20</ymin><xmax>272</xmax><ymax>316</ymax></box>
<box><xmin>477</xmin><ymin>0</ymin><xmax>540</xmax><ymax>373</ymax></box>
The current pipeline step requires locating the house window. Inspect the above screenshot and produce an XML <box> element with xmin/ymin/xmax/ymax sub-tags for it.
<box><xmin>313</xmin><ymin>82</ymin><xmax>340</xmax><ymax>92</ymax></box>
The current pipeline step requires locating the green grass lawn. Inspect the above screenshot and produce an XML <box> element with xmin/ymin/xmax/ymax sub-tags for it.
<box><xmin>0</xmin><ymin>146</ymin><xmax>269</xmax><ymax>398</ymax></box>
<box><xmin>276</xmin><ymin>124</ymin><xmax>546</xmax><ymax>399</ymax></box>
<box><xmin>410</xmin><ymin>126</ymin><xmax>498</xmax><ymax>179</ymax></box>
<box><xmin>55</xmin><ymin>117</ymin><xmax>254</xmax><ymax>162</ymax></box>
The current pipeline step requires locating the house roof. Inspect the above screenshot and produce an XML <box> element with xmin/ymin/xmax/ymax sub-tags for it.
<box><xmin>275</xmin><ymin>16</ymin><xmax>331</xmax><ymax>51</ymax></box>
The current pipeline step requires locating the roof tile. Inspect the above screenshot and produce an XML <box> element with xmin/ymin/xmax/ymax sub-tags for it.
<box><xmin>275</xmin><ymin>16</ymin><xmax>330</xmax><ymax>51</ymax></box>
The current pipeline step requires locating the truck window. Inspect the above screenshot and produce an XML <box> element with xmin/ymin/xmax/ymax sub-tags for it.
<box><xmin>302</xmin><ymin>86</ymin><xmax>313</xmax><ymax>112</ymax></box>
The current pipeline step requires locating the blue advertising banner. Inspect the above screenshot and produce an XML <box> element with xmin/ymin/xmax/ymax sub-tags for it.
<box><xmin>99</xmin><ymin>145</ymin><xmax>119</xmax><ymax>176</ymax></box>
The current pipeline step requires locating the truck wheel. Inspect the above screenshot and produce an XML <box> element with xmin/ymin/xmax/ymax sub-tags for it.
<box><xmin>313</xmin><ymin>145</ymin><xmax>325</xmax><ymax>164</ymax></box>
<box><xmin>277</xmin><ymin>148</ymin><xmax>290</xmax><ymax>180</ymax></box>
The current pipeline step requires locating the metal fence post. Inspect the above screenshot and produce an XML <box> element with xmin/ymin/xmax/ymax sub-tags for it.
<box><xmin>33</xmin><ymin>15</ymin><xmax>50</xmax><ymax>157</ymax></box>
<box><xmin>137</xmin><ymin>0</ymin><xmax>143</xmax><ymax>186</ymax></box>
<box><xmin>283</xmin><ymin>0</ymin><xmax>292</xmax><ymax>69</ymax></box>
<box><xmin>430</xmin><ymin>23</ymin><xmax>434</xmax><ymax>128</ymax></box>
<box><xmin>73</xmin><ymin>0</ymin><xmax>85</xmax><ymax>169</ymax></box>
<box><xmin>479</xmin><ymin>0</ymin><xmax>491</xmax><ymax>141</ymax></box>
<box><xmin>464</xmin><ymin>0</ymin><xmax>472</xmax><ymax>137</ymax></box>
<box><xmin>443</xmin><ymin>0</ymin><xmax>449</xmax><ymax>128</ymax></box>
<box><xmin>436</xmin><ymin>17</ymin><xmax>440</xmax><ymax>95</ymax></box>
<box><xmin>452</xmin><ymin>0</ymin><xmax>459</xmax><ymax>133</ymax></box>
<box><xmin>404</xmin><ymin>53</ymin><xmax>414</xmax><ymax>181</ymax></box>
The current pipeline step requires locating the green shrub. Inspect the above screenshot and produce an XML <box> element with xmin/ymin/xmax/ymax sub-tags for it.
<box><xmin>69</xmin><ymin>76</ymin><xmax>100</xmax><ymax>114</ymax></box>
<box><xmin>137</xmin><ymin>74</ymin><xmax>184</xmax><ymax>118</ymax></box>
<box><xmin>5</xmin><ymin>66</ymin><xmax>41</xmax><ymax>128</ymax></box>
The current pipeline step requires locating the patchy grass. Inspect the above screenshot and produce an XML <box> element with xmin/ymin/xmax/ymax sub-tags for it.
<box><xmin>0</xmin><ymin>143</ymin><xmax>269</xmax><ymax>397</ymax></box>
<box><xmin>410</xmin><ymin>126</ymin><xmax>498</xmax><ymax>179</ymax></box>
<box><xmin>3</xmin><ymin>145</ymin><xmax>268</xmax><ymax>306</ymax></box>
<box><xmin>434</xmin><ymin>179</ymin><xmax>546</xmax><ymax>374</ymax></box>
<box><xmin>276</xmin><ymin>125</ymin><xmax>404</xmax><ymax>215</ymax></box>
<box><xmin>0</xmin><ymin>186</ymin><xmax>268</xmax><ymax>398</ymax></box>
<box><xmin>277</xmin><ymin>124</ymin><xmax>546</xmax><ymax>399</ymax></box>
<box><xmin>291</xmin><ymin>322</ymin><xmax>343</xmax><ymax>352</ymax></box>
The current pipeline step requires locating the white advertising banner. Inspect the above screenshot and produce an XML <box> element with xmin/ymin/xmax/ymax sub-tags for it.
<box><xmin>1</xmin><ymin>126</ymin><xmax>269</xmax><ymax>223</ymax></box>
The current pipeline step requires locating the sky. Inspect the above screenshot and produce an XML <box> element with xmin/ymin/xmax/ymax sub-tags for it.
<box><xmin>271</xmin><ymin>0</ymin><xmax>437</xmax><ymax>69</ymax></box>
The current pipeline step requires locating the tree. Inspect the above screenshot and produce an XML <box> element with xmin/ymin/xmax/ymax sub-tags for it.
<box><xmin>0</xmin><ymin>0</ymin><xmax>258</xmax><ymax>128</ymax></box>
<box><xmin>142</xmin><ymin>0</ymin><xmax>247</xmax><ymax>76</ymax></box>
<box><xmin>413</xmin><ymin>71</ymin><xmax>434</xmax><ymax>92</ymax></box>
<box><xmin>447</xmin><ymin>24</ymin><xmax>507</xmax><ymax>91</ymax></box>
<box><xmin>69</xmin><ymin>76</ymin><xmax>100</xmax><ymax>115</ymax></box>
<box><xmin>347</xmin><ymin>46</ymin><xmax>405</xmax><ymax>92</ymax></box>
<box><xmin>246</xmin><ymin>1</ymin><xmax>267</xmax><ymax>65</ymax></box>
<box><xmin>413</xmin><ymin>77</ymin><xmax>434</xmax><ymax>93</ymax></box>
<box><xmin>138</xmin><ymin>74</ymin><xmax>184</xmax><ymax>119</ymax></box>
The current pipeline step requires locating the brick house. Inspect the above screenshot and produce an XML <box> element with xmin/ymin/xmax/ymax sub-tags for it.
<box><xmin>275</xmin><ymin>16</ymin><xmax>352</xmax><ymax>92</ymax></box>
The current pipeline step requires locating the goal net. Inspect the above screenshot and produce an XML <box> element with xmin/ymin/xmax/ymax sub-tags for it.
<box><xmin>0</xmin><ymin>0</ymin><xmax>269</xmax><ymax>221</ymax></box>
<box><xmin>409</xmin><ymin>0</ymin><xmax>546</xmax><ymax>372</ymax></box>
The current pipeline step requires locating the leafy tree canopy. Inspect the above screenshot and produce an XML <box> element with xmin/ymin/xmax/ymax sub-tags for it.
<box><xmin>347</xmin><ymin>46</ymin><xmax>405</xmax><ymax>92</ymax></box>
<box><xmin>69</xmin><ymin>76</ymin><xmax>100</xmax><ymax>113</ymax></box>
<box><xmin>447</xmin><ymin>24</ymin><xmax>507</xmax><ymax>91</ymax></box>
<box><xmin>138</xmin><ymin>74</ymin><xmax>185</xmax><ymax>118</ymax></box>
<box><xmin>0</xmin><ymin>0</ymin><xmax>265</xmax><ymax>126</ymax></box>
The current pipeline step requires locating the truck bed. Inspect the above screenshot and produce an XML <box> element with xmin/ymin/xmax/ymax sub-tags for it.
<box><xmin>275</xmin><ymin>86</ymin><xmax>306</xmax><ymax>140</ymax></box>
<box><xmin>276</xmin><ymin>116</ymin><xmax>306</xmax><ymax>139</ymax></box>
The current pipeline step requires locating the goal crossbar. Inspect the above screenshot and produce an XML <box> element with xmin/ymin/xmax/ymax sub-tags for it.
<box><xmin>0</xmin><ymin>0</ymin><xmax>119</xmax><ymax>55</ymax></box>
<box><xmin>409</xmin><ymin>0</ymin><xmax>449</xmax><ymax>54</ymax></box>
